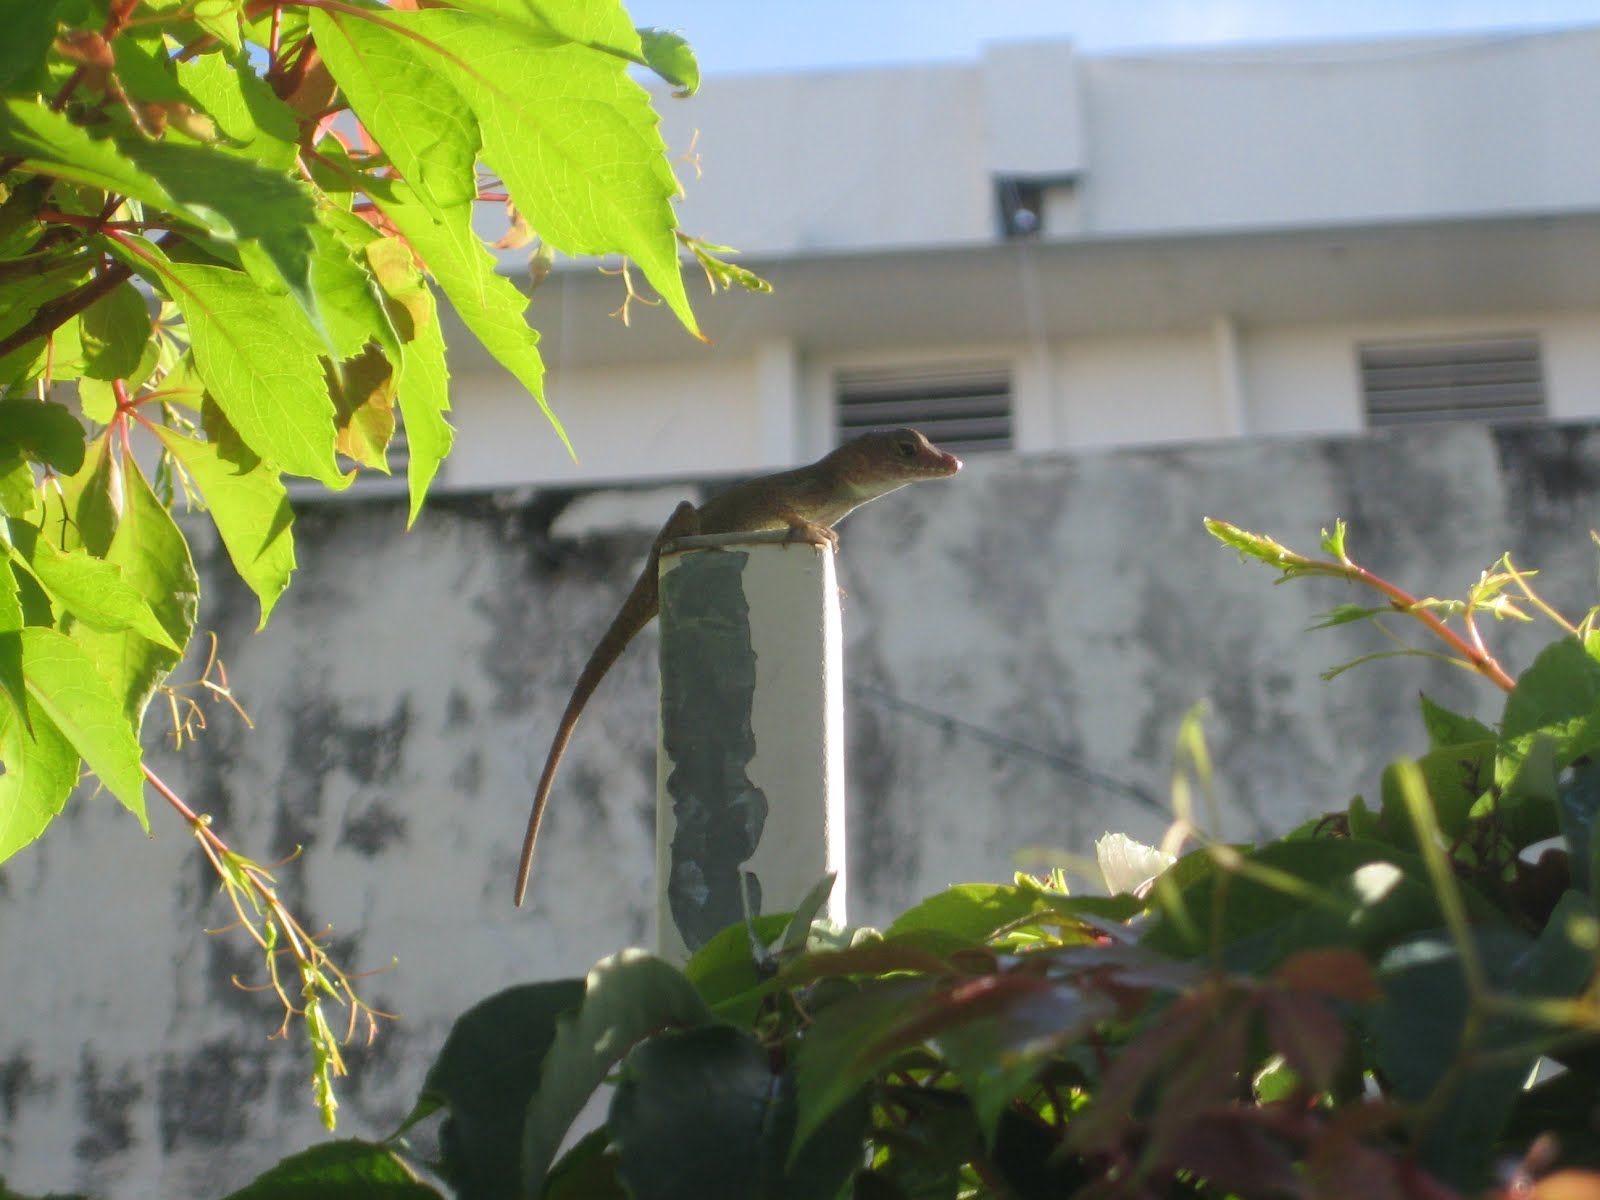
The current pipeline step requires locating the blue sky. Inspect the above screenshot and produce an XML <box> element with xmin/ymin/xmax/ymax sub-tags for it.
<box><xmin>625</xmin><ymin>1</ymin><xmax>1600</xmax><ymax>75</ymax></box>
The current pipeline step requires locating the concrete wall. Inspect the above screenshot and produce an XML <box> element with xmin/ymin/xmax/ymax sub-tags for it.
<box><xmin>449</xmin><ymin>289</ymin><xmax>1600</xmax><ymax>486</ymax></box>
<box><xmin>652</xmin><ymin>28</ymin><xmax>1600</xmax><ymax>254</ymax></box>
<box><xmin>2</xmin><ymin>422</ymin><xmax>1598</xmax><ymax>1195</ymax></box>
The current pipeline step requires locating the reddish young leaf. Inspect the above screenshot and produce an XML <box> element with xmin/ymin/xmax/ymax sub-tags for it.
<box><xmin>1260</xmin><ymin>990</ymin><xmax>1348</xmax><ymax>1093</ymax></box>
<box><xmin>1275</xmin><ymin>948</ymin><xmax>1383</xmax><ymax>1001</ymax></box>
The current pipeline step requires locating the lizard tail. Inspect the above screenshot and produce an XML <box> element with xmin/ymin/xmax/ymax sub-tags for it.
<box><xmin>513</xmin><ymin>582</ymin><xmax>655</xmax><ymax>907</ymax></box>
<box><xmin>513</xmin><ymin>502</ymin><xmax>699</xmax><ymax>907</ymax></box>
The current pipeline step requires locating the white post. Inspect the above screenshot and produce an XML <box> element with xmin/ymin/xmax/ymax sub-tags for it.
<box><xmin>654</xmin><ymin>533</ymin><xmax>848</xmax><ymax>960</ymax></box>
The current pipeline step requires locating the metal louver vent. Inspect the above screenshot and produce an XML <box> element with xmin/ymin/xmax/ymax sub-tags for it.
<box><xmin>835</xmin><ymin>363</ymin><xmax>1013</xmax><ymax>453</ymax></box>
<box><xmin>1360</xmin><ymin>336</ymin><xmax>1546</xmax><ymax>427</ymax></box>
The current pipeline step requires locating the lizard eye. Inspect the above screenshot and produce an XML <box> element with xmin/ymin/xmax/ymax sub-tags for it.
<box><xmin>896</xmin><ymin>438</ymin><xmax>917</xmax><ymax>458</ymax></box>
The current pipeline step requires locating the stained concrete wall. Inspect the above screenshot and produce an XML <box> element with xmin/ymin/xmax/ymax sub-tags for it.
<box><xmin>1</xmin><ymin>422</ymin><xmax>1597</xmax><ymax>1196</ymax></box>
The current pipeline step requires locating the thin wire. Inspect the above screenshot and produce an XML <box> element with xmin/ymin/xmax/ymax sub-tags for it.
<box><xmin>847</xmin><ymin>681</ymin><xmax>1168</xmax><ymax>817</ymax></box>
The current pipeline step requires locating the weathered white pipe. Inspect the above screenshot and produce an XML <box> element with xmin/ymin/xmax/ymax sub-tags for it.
<box><xmin>654</xmin><ymin>532</ymin><xmax>847</xmax><ymax>960</ymax></box>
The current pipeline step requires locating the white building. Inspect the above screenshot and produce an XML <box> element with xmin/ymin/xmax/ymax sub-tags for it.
<box><xmin>437</xmin><ymin>25</ymin><xmax>1600</xmax><ymax>490</ymax></box>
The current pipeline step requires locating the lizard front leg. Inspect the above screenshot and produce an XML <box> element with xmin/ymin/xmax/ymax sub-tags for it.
<box><xmin>781</xmin><ymin>516</ymin><xmax>840</xmax><ymax>550</ymax></box>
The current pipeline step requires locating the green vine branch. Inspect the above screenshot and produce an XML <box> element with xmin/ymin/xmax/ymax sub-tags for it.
<box><xmin>1207</xmin><ymin>518</ymin><xmax>1522</xmax><ymax>691</ymax></box>
<box><xmin>143</xmin><ymin>763</ymin><xmax>396</xmax><ymax>1130</ymax></box>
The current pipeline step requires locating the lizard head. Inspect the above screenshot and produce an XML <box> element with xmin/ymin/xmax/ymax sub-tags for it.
<box><xmin>842</xmin><ymin>427</ymin><xmax>963</xmax><ymax>492</ymax></box>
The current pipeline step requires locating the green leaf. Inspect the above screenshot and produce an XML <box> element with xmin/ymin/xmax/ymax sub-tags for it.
<box><xmin>935</xmin><ymin>981</ymin><xmax>1117</xmax><ymax>1142</ymax></box>
<box><xmin>885</xmin><ymin>882</ymin><xmax>1059</xmax><ymax>950</ymax></box>
<box><xmin>1367</xmin><ymin>895</ymin><xmax>1596</xmax><ymax>1189</ymax></box>
<box><xmin>17</xmin><ymin>626</ymin><xmax>146</xmax><ymax>828</ymax></box>
<box><xmin>1320</xmin><ymin>519</ymin><xmax>1348</xmax><ymax>558</ymax></box>
<box><xmin>0</xmin><ymin>457</ymin><xmax>36</xmax><ymax>520</ymax></box>
<box><xmin>192</xmin><ymin>0</ymin><xmax>245</xmax><ymax>52</ymax></box>
<box><xmin>117</xmin><ymin>137</ymin><xmax>319</xmax><ymax>319</ymax></box>
<box><xmin>13</xmin><ymin>536</ymin><xmax>181</xmax><ymax>651</ymax></box>
<box><xmin>66</xmin><ymin>459</ymin><xmax>197</xmax><ymax>727</ymax></box>
<box><xmin>1307</xmin><ymin>602</ymin><xmax>1390</xmax><ymax>630</ymax></box>
<box><xmin>1501</xmin><ymin>634</ymin><xmax>1600</xmax><ymax>767</ymax></box>
<box><xmin>609</xmin><ymin>1027</ymin><xmax>772</xmax><ymax>1199</ymax></box>
<box><xmin>0</xmin><ymin>265</ymin><xmax>91</xmax><ymax>387</ymax></box>
<box><xmin>308</xmin><ymin>210</ymin><xmax>403</xmax><ymax>364</ymax></box>
<box><xmin>0</xmin><ymin>100</ymin><xmax>184</xmax><ymax>212</ymax></box>
<box><xmin>0</xmin><ymin>565</ymin><xmax>22</xmax><ymax>713</ymax></box>
<box><xmin>637</xmin><ymin>27</ymin><xmax>699</xmax><ymax>96</ymax></box>
<box><xmin>681</xmin><ymin>912</ymin><xmax>790</xmax><ymax>1024</ymax></box>
<box><xmin>79</xmin><ymin>282</ymin><xmax>152</xmax><ymax>382</ymax></box>
<box><xmin>1492</xmin><ymin>733</ymin><xmax>1562</xmax><ymax>849</ymax></box>
<box><xmin>1556</xmin><ymin>761</ymin><xmax>1600</xmax><ymax>894</ymax></box>
<box><xmin>219</xmin><ymin>1140</ymin><xmax>440</xmax><ymax>1199</ymax></box>
<box><xmin>389</xmin><ymin>7</ymin><xmax>699</xmax><ymax>336</ymax></box>
<box><xmin>0</xmin><ymin>668</ymin><xmax>79</xmax><ymax>866</ymax></box>
<box><xmin>1419</xmin><ymin>692</ymin><xmax>1495</xmax><ymax>748</ymax></box>
<box><xmin>1139</xmin><ymin>838</ymin><xmax>1505</xmax><ymax>970</ymax></box>
<box><xmin>375</xmin><ymin>181</ymin><xmax>567</xmax><ymax>458</ymax></box>
<box><xmin>521</xmin><ymin>950</ymin><xmax>711</xmax><ymax>1197</ymax></box>
<box><xmin>0</xmin><ymin>400</ymin><xmax>86</xmax><ymax>475</ymax></box>
<box><xmin>174</xmin><ymin>49</ymin><xmax>300</xmax><ymax>171</ymax></box>
<box><xmin>163</xmin><ymin>261</ymin><xmax>344</xmax><ymax>486</ymax></box>
<box><xmin>0</xmin><ymin>0</ymin><xmax>59</xmax><ymax>90</ymax></box>
<box><xmin>791</xmin><ymin>976</ymin><xmax>936</xmax><ymax>1152</ymax></box>
<box><xmin>154</xmin><ymin>424</ymin><xmax>293</xmax><ymax>628</ymax></box>
<box><xmin>328</xmin><ymin>345</ymin><xmax>396</xmax><ymax>472</ymax></box>
<box><xmin>1203</xmin><ymin>517</ymin><xmax>1312</xmax><ymax>571</ymax></box>
<box><xmin>407</xmin><ymin>979</ymin><xmax>584</xmax><ymax>1200</ymax></box>
<box><xmin>111</xmin><ymin>31</ymin><xmax>190</xmax><ymax>104</ymax></box>
<box><xmin>544</xmin><ymin>1129</ymin><xmax>627</xmax><ymax>1200</ymax></box>
<box><xmin>1378</xmin><ymin>741</ymin><xmax>1496</xmax><ymax>849</ymax></box>
<box><xmin>310</xmin><ymin>8</ymin><xmax>480</xmax><ymax>217</ymax></box>
<box><xmin>365</xmin><ymin>237</ymin><xmax>454</xmax><ymax>526</ymax></box>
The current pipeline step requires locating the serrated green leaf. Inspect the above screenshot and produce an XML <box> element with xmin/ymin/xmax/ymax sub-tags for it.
<box><xmin>155</xmin><ymin>425</ymin><xmax>292</xmax><ymax>628</ymax></box>
<box><xmin>175</xmin><ymin>49</ymin><xmax>299</xmax><ymax>171</ymax></box>
<box><xmin>387</xmin><ymin>7</ymin><xmax>698</xmax><ymax>336</ymax></box>
<box><xmin>309</xmin><ymin>208</ymin><xmax>403</xmax><ymax>364</ymax></box>
<box><xmin>375</xmin><ymin>181</ymin><xmax>567</xmax><ymax>457</ymax></box>
<box><xmin>310</xmin><ymin>8</ymin><xmax>480</xmax><ymax>218</ymax></box>
<box><xmin>67</xmin><ymin>459</ymin><xmax>197</xmax><ymax>729</ymax></box>
<box><xmin>12</xmin><ymin>536</ymin><xmax>180</xmax><ymax>651</ymax></box>
<box><xmin>18</xmin><ymin>625</ymin><xmax>146</xmax><ymax>828</ymax></box>
<box><xmin>370</xmin><ymin>239</ymin><xmax>453</xmax><ymax>527</ymax></box>
<box><xmin>192</xmin><ymin>0</ymin><xmax>243</xmax><ymax>54</ymax></box>
<box><xmin>637</xmin><ymin>27</ymin><xmax>699</xmax><ymax>96</ymax></box>
<box><xmin>0</xmin><ymin>100</ymin><xmax>175</xmax><ymax>203</ymax></box>
<box><xmin>0</xmin><ymin>671</ymin><xmax>80</xmax><ymax>865</ymax></box>
<box><xmin>163</xmin><ymin>261</ymin><xmax>345</xmax><ymax>486</ymax></box>
<box><xmin>80</xmin><ymin>282</ymin><xmax>152</xmax><ymax>382</ymax></box>
<box><xmin>0</xmin><ymin>456</ymin><xmax>37</xmax><ymax>519</ymax></box>
<box><xmin>111</xmin><ymin>31</ymin><xmax>190</xmax><ymax>104</ymax></box>
<box><xmin>328</xmin><ymin>343</ymin><xmax>395</xmax><ymax>471</ymax></box>
<box><xmin>116</xmin><ymin>137</ymin><xmax>318</xmax><ymax>317</ymax></box>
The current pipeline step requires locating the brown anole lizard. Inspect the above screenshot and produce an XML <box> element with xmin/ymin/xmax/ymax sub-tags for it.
<box><xmin>513</xmin><ymin>427</ymin><xmax>962</xmax><ymax>906</ymax></box>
